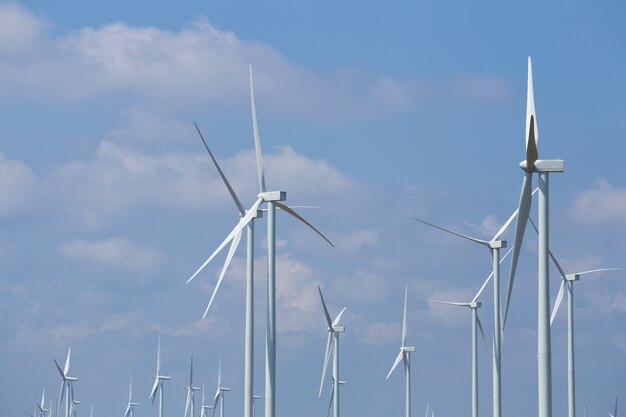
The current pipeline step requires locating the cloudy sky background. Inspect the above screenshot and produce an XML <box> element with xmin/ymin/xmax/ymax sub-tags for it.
<box><xmin>1</xmin><ymin>1</ymin><xmax>626</xmax><ymax>417</ymax></box>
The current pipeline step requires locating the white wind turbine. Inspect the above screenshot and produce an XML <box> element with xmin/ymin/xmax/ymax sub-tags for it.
<box><xmin>149</xmin><ymin>334</ymin><xmax>171</xmax><ymax>417</ymax></box>
<box><xmin>503</xmin><ymin>57</ymin><xmax>564</xmax><ymax>417</ymax></box>
<box><xmin>37</xmin><ymin>390</ymin><xmax>49</xmax><ymax>417</ymax></box>
<box><xmin>609</xmin><ymin>397</ymin><xmax>618</xmax><ymax>417</ymax></box>
<box><xmin>414</xmin><ymin>200</ymin><xmax>524</xmax><ymax>417</ymax></box>
<box><xmin>70</xmin><ymin>398</ymin><xmax>80</xmax><ymax>417</ymax></box>
<box><xmin>187</xmin><ymin>122</ymin><xmax>262</xmax><ymax>417</ymax></box>
<box><xmin>124</xmin><ymin>374</ymin><xmax>139</xmax><ymax>417</ymax></box>
<box><xmin>54</xmin><ymin>348</ymin><xmax>78</xmax><ymax>417</ymax></box>
<box><xmin>200</xmin><ymin>380</ymin><xmax>213</xmax><ymax>417</ymax></box>
<box><xmin>318</xmin><ymin>286</ymin><xmax>347</xmax><ymax>417</ymax></box>
<box><xmin>526</xmin><ymin>217</ymin><xmax>622</xmax><ymax>417</ymax></box>
<box><xmin>184</xmin><ymin>356</ymin><xmax>200</xmax><ymax>417</ymax></box>
<box><xmin>188</xmin><ymin>66</ymin><xmax>333</xmax><ymax>417</ymax></box>
<box><xmin>212</xmin><ymin>356</ymin><xmax>230</xmax><ymax>417</ymax></box>
<box><xmin>386</xmin><ymin>286</ymin><xmax>415</xmax><ymax>417</ymax></box>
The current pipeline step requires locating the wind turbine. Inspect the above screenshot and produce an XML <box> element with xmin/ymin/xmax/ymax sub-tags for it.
<box><xmin>184</xmin><ymin>356</ymin><xmax>200</xmax><ymax>417</ymax></box>
<box><xmin>149</xmin><ymin>334</ymin><xmax>171</xmax><ymax>417</ymax></box>
<box><xmin>69</xmin><ymin>398</ymin><xmax>80</xmax><ymax>417</ymax></box>
<box><xmin>252</xmin><ymin>395</ymin><xmax>261</xmax><ymax>417</ymax></box>
<box><xmin>125</xmin><ymin>374</ymin><xmax>139</xmax><ymax>417</ymax></box>
<box><xmin>386</xmin><ymin>286</ymin><xmax>415</xmax><ymax>417</ymax></box>
<box><xmin>212</xmin><ymin>356</ymin><xmax>230</xmax><ymax>417</ymax></box>
<box><xmin>200</xmin><ymin>380</ymin><xmax>213</xmax><ymax>417</ymax></box>
<box><xmin>527</xmin><ymin>218</ymin><xmax>622</xmax><ymax>417</ymax></box>
<box><xmin>37</xmin><ymin>390</ymin><xmax>49</xmax><ymax>417</ymax></box>
<box><xmin>54</xmin><ymin>348</ymin><xmax>78</xmax><ymax>417</ymax></box>
<box><xmin>503</xmin><ymin>57</ymin><xmax>564</xmax><ymax>417</ymax></box>
<box><xmin>187</xmin><ymin>122</ymin><xmax>262</xmax><ymax>417</ymax></box>
<box><xmin>318</xmin><ymin>286</ymin><xmax>347</xmax><ymax>417</ymax></box>
<box><xmin>414</xmin><ymin>198</ymin><xmax>524</xmax><ymax>417</ymax></box>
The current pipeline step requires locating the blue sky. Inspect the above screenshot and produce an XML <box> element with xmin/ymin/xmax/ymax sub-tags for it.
<box><xmin>1</xmin><ymin>1</ymin><xmax>625</xmax><ymax>417</ymax></box>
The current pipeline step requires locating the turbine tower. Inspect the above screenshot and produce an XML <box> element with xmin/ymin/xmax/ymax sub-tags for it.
<box><xmin>317</xmin><ymin>286</ymin><xmax>347</xmax><ymax>417</ymax></box>
<box><xmin>124</xmin><ymin>374</ymin><xmax>139</xmax><ymax>417</ymax></box>
<box><xmin>504</xmin><ymin>57</ymin><xmax>564</xmax><ymax>417</ymax></box>
<box><xmin>54</xmin><ymin>348</ymin><xmax>78</xmax><ymax>417</ymax></box>
<box><xmin>212</xmin><ymin>356</ymin><xmax>230</xmax><ymax>417</ymax></box>
<box><xmin>414</xmin><ymin>199</ymin><xmax>523</xmax><ymax>417</ymax></box>
<box><xmin>149</xmin><ymin>334</ymin><xmax>171</xmax><ymax>417</ymax></box>
<box><xmin>184</xmin><ymin>356</ymin><xmax>200</xmax><ymax>417</ymax></box>
<box><xmin>386</xmin><ymin>286</ymin><xmax>416</xmax><ymax>417</ymax></box>
<box><xmin>187</xmin><ymin>122</ymin><xmax>262</xmax><ymax>417</ymax></box>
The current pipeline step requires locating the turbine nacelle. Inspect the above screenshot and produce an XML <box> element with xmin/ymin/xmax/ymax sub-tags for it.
<box><xmin>565</xmin><ymin>273</ymin><xmax>581</xmax><ymax>282</ymax></box>
<box><xmin>401</xmin><ymin>346</ymin><xmax>416</xmax><ymax>353</ymax></box>
<box><xmin>469</xmin><ymin>301</ymin><xmax>481</xmax><ymax>309</ymax></box>
<box><xmin>328</xmin><ymin>326</ymin><xmax>345</xmax><ymax>333</ymax></box>
<box><xmin>519</xmin><ymin>159</ymin><xmax>564</xmax><ymax>173</ymax></box>
<box><xmin>259</xmin><ymin>191</ymin><xmax>286</xmax><ymax>202</ymax></box>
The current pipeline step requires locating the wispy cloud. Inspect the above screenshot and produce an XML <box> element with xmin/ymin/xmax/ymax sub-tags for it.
<box><xmin>569</xmin><ymin>179</ymin><xmax>626</xmax><ymax>226</ymax></box>
<box><xmin>0</xmin><ymin>151</ymin><xmax>37</xmax><ymax>217</ymax></box>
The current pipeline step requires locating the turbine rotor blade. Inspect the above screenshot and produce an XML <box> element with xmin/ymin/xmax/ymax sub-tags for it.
<box><xmin>275</xmin><ymin>202</ymin><xmax>334</xmax><ymax>247</ymax></box>
<box><xmin>194</xmin><ymin>122</ymin><xmax>245</xmax><ymax>215</ymax></box>
<box><xmin>503</xmin><ymin>172</ymin><xmax>533</xmax><ymax>328</ymax></box>
<box><xmin>528</xmin><ymin>217</ymin><xmax>567</xmax><ymax>279</ymax></box>
<box><xmin>249</xmin><ymin>65</ymin><xmax>266</xmax><ymax>194</ymax></box>
<box><xmin>203</xmin><ymin>228</ymin><xmax>243</xmax><ymax>318</ymax></box>
<box><xmin>326</xmin><ymin>384</ymin><xmax>334</xmax><ymax>417</ymax></box>
<box><xmin>526</xmin><ymin>57</ymin><xmax>539</xmax><ymax>169</ymax></box>
<box><xmin>423</xmin><ymin>299</ymin><xmax>469</xmax><ymax>307</ymax></box>
<box><xmin>318</xmin><ymin>287</ymin><xmax>333</xmax><ymax>328</ymax></box>
<box><xmin>184</xmin><ymin>390</ymin><xmax>191</xmax><ymax>417</ymax></box>
<box><xmin>187</xmin><ymin>197</ymin><xmax>263</xmax><ymax>284</ymax></box>
<box><xmin>476</xmin><ymin>313</ymin><xmax>488</xmax><ymax>348</ymax></box>
<box><xmin>54</xmin><ymin>359</ymin><xmax>65</xmax><ymax>379</ymax></box>
<box><xmin>402</xmin><ymin>286</ymin><xmax>408</xmax><ymax>347</ymax></box>
<box><xmin>332</xmin><ymin>307</ymin><xmax>347</xmax><ymax>327</ymax></box>
<box><xmin>64</xmin><ymin>348</ymin><xmax>71</xmax><ymax>375</ymax></box>
<box><xmin>149</xmin><ymin>378</ymin><xmax>159</xmax><ymax>401</ymax></box>
<box><xmin>473</xmin><ymin>245</ymin><xmax>514</xmax><ymax>303</ymax></box>
<box><xmin>386</xmin><ymin>351</ymin><xmax>404</xmax><ymax>380</ymax></box>
<box><xmin>319</xmin><ymin>333</ymin><xmax>332</xmax><ymax>397</ymax></box>
<box><xmin>413</xmin><ymin>218</ymin><xmax>489</xmax><ymax>247</ymax></box>
<box><xmin>577</xmin><ymin>267</ymin><xmax>622</xmax><ymax>276</ymax></box>
<box><xmin>550</xmin><ymin>280</ymin><xmax>566</xmax><ymax>326</ymax></box>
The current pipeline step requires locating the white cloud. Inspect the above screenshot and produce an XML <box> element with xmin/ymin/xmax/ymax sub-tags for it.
<box><xmin>451</xmin><ymin>73</ymin><xmax>509</xmax><ymax>103</ymax></box>
<box><xmin>0</xmin><ymin>2</ymin><xmax>44</xmax><ymax>54</ymax></box>
<box><xmin>331</xmin><ymin>229</ymin><xmax>379</xmax><ymax>254</ymax></box>
<box><xmin>569</xmin><ymin>179</ymin><xmax>626</xmax><ymax>226</ymax></box>
<box><xmin>351</xmin><ymin>314</ymin><xmax>400</xmax><ymax>346</ymax></box>
<box><xmin>0</xmin><ymin>151</ymin><xmax>37</xmax><ymax>217</ymax></box>
<box><xmin>58</xmin><ymin>237</ymin><xmax>165</xmax><ymax>275</ymax></box>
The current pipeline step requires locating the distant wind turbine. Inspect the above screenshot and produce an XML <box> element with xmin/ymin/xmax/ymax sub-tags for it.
<box><xmin>386</xmin><ymin>286</ymin><xmax>416</xmax><ymax>417</ymax></box>
<box><xmin>54</xmin><ymin>348</ymin><xmax>78</xmax><ymax>417</ymax></box>
<box><xmin>609</xmin><ymin>396</ymin><xmax>618</xmax><ymax>417</ymax></box>
<box><xmin>37</xmin><ymin>390</ymin><xmax>49</xmax><ymax>417</ymax></box>
<box><xmin>149</xmin><ymin>334</ymin><xmax>171</xmax><ymax>417</ymax></box>
<box><xmin>318</xmin><ymin>286</ymin><xmax>347</xmax><ymax>417</ymax></box>
<box><xmin>212</xmin><ymin>356</ymin><xmax>230</xmax><ymax>417</ymax></box>
<box><xmin>503</xmin><ymin>57</ymin><xmax>564</xmax><ymax>417</ymax></box>
<box><xmin>414</xmin><ymin>198</ymin><xmax>522</xmax><ymax>417</ymax></box>
<box><xmin>200</xmin><ymin>380</ymin><xmax>213</xmax><ymax>417</ymax></box>
<box><xmin>184</xmin><ymin>356</ymin><xmax>200</xmax><ymax>417</ymax></box>
<box><xmin>124</xmin><ymin>374</ymin><xmax>138</xmax><ymax>417</ymax></box>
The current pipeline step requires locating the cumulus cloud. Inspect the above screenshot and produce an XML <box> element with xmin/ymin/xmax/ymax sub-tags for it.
<box><xmin>58</xmin><ymin>237</ymin><xmax>165</xmax><ymax>275</ymax></box>
<box><xmin>0</xmin><ymin>151</ymin><xmax>37</xmax><ymax>217</ymax></box>
<box><xmin>0</xmin><ymin>2</ymin><xmax>44</xmax><ymax>54</ymax></box>
<box><xmin>569</xmin><ymin>179</ymin><xmax>626</xmax><ymax>226</ymax></box>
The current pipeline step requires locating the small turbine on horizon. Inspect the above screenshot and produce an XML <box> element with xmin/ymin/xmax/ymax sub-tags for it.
<box><xmin>54</xmin><ymin>348</ymin><xmax>78</xmax><ymax>417</ymax></box>
<box><xmin>124</xmin><ymin>374</ymin><xmax>138</xmax><ymax>417</ymax></box>
<box><xmin>149</xmin><ymin>334</ymin><xmax>171</xmax><ymax>417</ymax></box>
<box><xmin>212</xmin><ymin>356</ymin><xmax>230</xmax><ymax>417</ymax></box>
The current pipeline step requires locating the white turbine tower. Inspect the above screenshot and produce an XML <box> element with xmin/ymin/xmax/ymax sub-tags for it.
<box><xmin>503</xmin><ymin>57</ymin><xmax>564</xmax><ymax>417</ymax></box>
<box><xmin>187</xmin><ymin>122</ymin><xmax>262</xmax><ymax>417</ymax></box>
<box><xmin>414</xmin><ymin>199</ymin><xmax>524</xmax><ymax>417</ymax></box>
<box><xmin>54</xmin><ymin>348</ymin><xmax>78</xmax><ymax>417</ymax></box>
<box><xmin>125</xmin><ymin>374</ymin><xmax>139</xmax><ymax>417</ymax></box>
<box><xmin>212</xmin><ymin>356</ymin><xmax>230</xmax><ymax>417</ymax></box>
<box><xmin>527</xmin><ymin>218</ymin><xmax>622</xmax><ymax>417</ymax></box>
<box><xmin>317</xmin><ymin>286</ymin><xmax>347</xmax><ymax>417</ymax></box>
<box><xmin>386</xmin><ymin>286</ymin><xmax>415</xmax><ymax>417</ymax></box>
<box><xmin>149</xmin><ymin>334</ymin><xmax>171</xmax><ymax>417</ymax></box>
<box><xmin>184</xmin><ymin>356</ymin><xmax>200</xmax><ymax>417</ymax></box>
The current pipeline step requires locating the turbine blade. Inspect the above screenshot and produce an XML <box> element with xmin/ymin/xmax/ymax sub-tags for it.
<box><xmin>129</xmin><ymin>374</ymin><xmax>133</xmax><ymax>402</ymax></box>
<box><xmin>149</xmin><ymin>379</ymin><xmax>159</xmax><ymax>400</ymax></box>
<box><xmin>577</xmin><ymin>267</ymin><xmax>622</xmax><ymax>276</ymax></box>
<box><xmin>503</xmin><ymin>172</ymin><xmax>533</xmax><ymax>329</ymax></box>
<box><xmin>332</xmin><ymin>307</ymin><xmax>347</xmax><ymax>327</ymax></box>
<box><xmin>64</xmin><ymin>348</ymin><xmax>71</xmax><ymax>375</ymax></box>
<box><xmin>318</xmin><ymin>287</ymin><xmax>333</xmax><ymax>328</ymax></box>
<box><xmin>275</xmin><ymin>202</ymin><xmax>334</xmax><ymax>247</ymax></box>
<box><xmin>423</xmin><ymin>299</ymin><xmax>469</xmax><ymax>307</ymax></box>
<box><xmin>425</xmin><ymin>402</ymin><xmax>430</xmax><ymax>417</ymax></box>
<box><xmin>473</xmin><ymin>245</ymin><xmax>514</xmax><ymax>303</ymax></box>
<box><xmin>413</xmin><ymin>218</ymin><xmax>489</xmax><ymax>247</ymax></box>
<box><xmin>550</xmin><ymin>280</ymin><xmax>566</xmax><ymax>326</ymax></box>
<box><xmin>249</xmin><ymin>65</ymin><xmax>266</xmax><ymax>194</ymax></box>
<box><xmin>528</xmin><ymin>217</ymin><xmax>567</xmax><ymax>279</ymax></box>
<box><xmin>386</xmin><ymin>351</ymin><xmax>404</xmax><ymax>380</ymax></box>
<box><xmin>319</xmin><ymin>333</ymin><xmax>332</xmax><ymax>397</ymax></box>
<box><xmin>613</xmin><ymin>395</ymin><xmax>618</xmax><ymax>417</ymax></box>
<box><xmin>189</xmin><ymin>356</ymin><xmax>194</xmax><ymax>388</ymax></box>
<box><xmin>184</xmin><ymin>390</ymin><xmax>192</xmax><ymax>417</ymax></box>
<box><xmin>476</xmin><ymin>314</ymin><xmax>488</xmax><ymax>348</ymax></box>
<box><xmin>57</xmin><ymin>383</ymin><xmax>64</xmax><ymax>415</ymax></box>
<box><xmin>194</xmin><ymin>122</ymin><xmax>245</xmax><ymax>215</ymax></box>
<box><xmin>402</xmin><ymin>286</ymin><xmax>408</xmax><ymax>347</ymax></box>
<box><xmin>203</xmin><ymin>228</ymin><xmax>243</xmax><ymax>318</ymax></box>
<box><xmin>156</xmin><ymin>333</ymin><xmax>161</xmax><ymax>375</ymax></box>
<box><xmin>217</xmin><ymin>355</ymin><xmax>222</xmax><ymax>388</ymax></box>
<box><xmin>526</xmin><ymin>57</ymin><xmax>539</xmax><ymax>168</ymax></box>
<box><xmin>187</xmin><ymin>197</ymin><xmax>262</xmax><ymax>284</ymax></box>
<box><xmin>124</xmin><ymin>405</ymin><xmax>131</xmax><ymax>417</ymax></box>
<box><xmin>54</xmin><ymin>359</ymin><xmax>65</xmax><ymax>379</ymax></box>
<box><xmin>326</xmin><ymin>384</ymin><xmax>334</xmax><ymax>417</ymax></box>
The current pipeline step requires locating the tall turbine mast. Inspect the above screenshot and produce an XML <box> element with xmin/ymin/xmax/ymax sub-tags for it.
<box><xmin>504</xmin><ymin>57</ymin><xmax>564</xmax><ymax>417</ymax></box>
